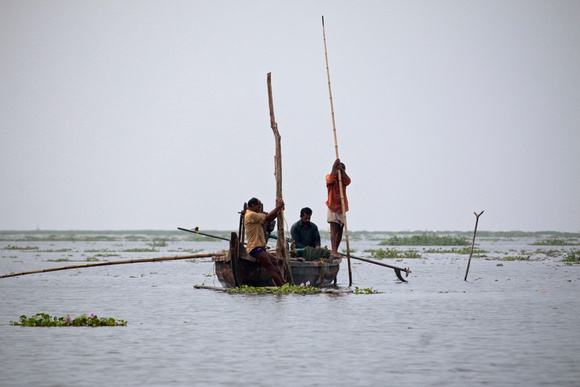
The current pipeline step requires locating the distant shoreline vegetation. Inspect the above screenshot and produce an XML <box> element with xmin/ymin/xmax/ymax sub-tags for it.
<box><xmin>1</xmin><ymin>230</ymin><xmax>578</xmax><ymax>242</ymax></box>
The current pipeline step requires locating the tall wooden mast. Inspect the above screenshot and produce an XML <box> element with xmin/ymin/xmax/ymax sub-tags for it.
<box><xmin>267</xmin><ymin>72</ymin><xmax>293</xmax><ymax>283</ymax></box>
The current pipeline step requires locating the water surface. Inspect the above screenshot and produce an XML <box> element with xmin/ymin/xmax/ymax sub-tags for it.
<box><xmin>1</xmin><ymin>231</ymin><xmax>579</xmax><ymax>386</ymax></box>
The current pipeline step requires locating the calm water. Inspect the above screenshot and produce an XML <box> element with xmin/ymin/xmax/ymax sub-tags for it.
<box><xmin>1</xmin><ymin>232</ymin><xmax>579</xmax><ymax>386</ymax></box>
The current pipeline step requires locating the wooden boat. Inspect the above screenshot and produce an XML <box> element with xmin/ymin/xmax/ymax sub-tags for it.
<box><xmin>208</xmin><ymin>74</ymin><xmax>343</xmax><ymax>288</ymax></box>
<box><xmin>213</xmin><ymin>231</ymin><xmax>341</xmax><ymax>288</ymax></box>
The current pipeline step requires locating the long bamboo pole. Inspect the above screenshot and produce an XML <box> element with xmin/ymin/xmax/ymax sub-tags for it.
<box><xmin>322</xmin><ymin>16</ymin><xmax>353</xmax><ymax>286</ymax></box>
<box><xmin>267</xmin><ymin>72</ymin><xmax>293</xmax><ymax>283</ymax></box>
<box><xmin>0</xmin><ymin>252</ymin><xmax>223</xmax><ymax>279</ymax></box>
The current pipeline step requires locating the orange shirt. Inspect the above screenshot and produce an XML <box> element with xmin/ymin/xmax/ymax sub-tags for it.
<box><xmin>326</xmin><ymin>173</ymin><xmax>351</xmax><ymax>213</ymax></box>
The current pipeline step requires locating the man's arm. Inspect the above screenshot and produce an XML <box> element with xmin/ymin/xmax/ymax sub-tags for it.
<box><xmin>313</xmin><ymin>224</ymin><xmax>321</xmax><ymax>248</ymax></box>
<box><xmin>332</xmin><ymin>159</ymin><xmax>350</xmax><ymax>185</ymax></box>
<box><xmin>331</xmin><ymin>158</ymin><xmax>341</xmax><ymax>176</ymax></box>
<box><xmin>265</xmin><ymin>198</ymin><xmax>285</xmax><ymax>222</ymax></box>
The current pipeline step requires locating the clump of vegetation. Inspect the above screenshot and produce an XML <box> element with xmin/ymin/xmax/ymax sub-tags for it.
<box><xmin>3</xmin><ymin>245</ymin><xmax>39</xmax><ymax>250</ymax></box>
<box><xmin>562</xmin><ymin>250</ymin><xmax>579</xmax><ymax>264</ymax></box>
<box><xmin>148</xmin><ymin>239</ymin><xmax>168</xmax><ymax>247</ymax></box>
<box><xmin>353</xmin><ymin>286</ymin><xmax>381</xmax><ymax>294</ymax></box>
<box><xmin>532</xmin><ymin>239</ymin><xmax>579</xmax><ymax>246</ymax></box>
<box><xmin>226</xmin><ymin>283</ymin><xmax>379</xmax><ymax>295</ymax></box>
<box><xmin>122</xmin><ymin>248</ymin><xmax>158</xmax><ymax>253</ymax></box>
<box><xmin>498</xmin><ymin>255</ymin><xmax>531</xmax><ymax>261</ymax></box>
<box><xmin>534</xmin><ymin>249</ymin><xmax>563</xmax><ymax>258</ymax></box>
<box><xmin>365</xmin><ymin>248</ymin><xmax>421</xmax><ymax>259</ymax></box>
<box><xmin>12</xmin><ymin>313</ymin><xmax>127</xmax><ymax>327</ymax></box>
<box><xmin>423</xmin><ymin>246</ymin><xmax>487</xmax><ymax>255</ymax></box>
<box><xmin>379</xmin><ymin>234</ymin><xmax>469</xmax><ymax>246</ymax></box>
<box><xmin>227</xmin><ymin>283</ymin><xmax>323</xmax><ymax>294</ymax></box>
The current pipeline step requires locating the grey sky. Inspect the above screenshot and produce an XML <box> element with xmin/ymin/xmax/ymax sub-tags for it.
<box><xmin>1</xmin><ymin>1</ymin><xmax>579</xmax><ymax>232</ymax></box>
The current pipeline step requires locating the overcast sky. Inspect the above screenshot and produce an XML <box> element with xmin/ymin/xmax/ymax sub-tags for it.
<box><xmin>1</xmin><ymin>1</ymin><xmax>579</xmax><ymax>232</ymax></box>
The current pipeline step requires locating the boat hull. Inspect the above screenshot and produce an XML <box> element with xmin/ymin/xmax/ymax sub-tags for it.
<box><xmin>214</xmin><ymin>254</ymin><xmax>341</xmax><ymax>288</ymax></box>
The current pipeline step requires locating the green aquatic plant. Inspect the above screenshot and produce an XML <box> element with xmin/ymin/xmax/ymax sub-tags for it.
<box><xmin>227</xmin><ymin>283</ymin><xmax>323</xmax><ymax>294</ymax></box>
<box><xmin>353</xmin><ymin>286</ymin><xmax>381</xmax><ymax>294</ymax></box>
<box><xmin>365</xmin><ymin>248</ymin><xmax>421</xmax><ymax>259</ymax></box>
<box><xmin>12</xmin><ymin>313</ymin><xmax>127</xmax><ymax>327</ymax></box>
<box><xmin>532</xmin><ymin>239</ymin><xmax>580</xmax><ymax>246</ymax></box>
<box><xmin>423</xmin><ymin>246</ymin><xmax>487</xmax><ymax>255</ymax></box>
<box><xmin>148</xmin><ymin>239</ymin><xmax>168</xmax><ymax>247</ymax></box>
<box><xmin>3</xmin><ymin>245</ymin><xmax>39</xmax><ymax>250</ymax></box>
<box><xmin>499</xmin><ymin>255</ymin><xmax>531</xmax><ymax>261</ymax></box>
<box><xmin>562</xmin><ymin>250</ymin><xmax>579</xmax><ymax>264</ymax></box>
<box><xmin>535</xmin><ymin>249</ymin><xmax>563</xmax><ymax>258</ymax></box>
<box><xmin>379</xmin><ymin>234</ymin><xmax>469</xmax><ymax>246</ymax></box>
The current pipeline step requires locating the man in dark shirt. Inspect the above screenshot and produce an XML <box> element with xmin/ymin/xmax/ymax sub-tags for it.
<box><xmin>290</xmin><ymin>207</ymin><xmax>321</xmax><ymax>249</ymax></box>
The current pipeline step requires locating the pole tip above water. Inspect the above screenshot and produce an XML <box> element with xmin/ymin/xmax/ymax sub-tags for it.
<box><xmin>322</xmin><ymin>15</ymin><xmax>324</xmax><ymax>26</ymax></box>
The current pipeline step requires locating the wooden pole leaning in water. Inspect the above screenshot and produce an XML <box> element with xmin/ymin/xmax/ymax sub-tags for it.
<box><xmin>0</xmin><ymin>252</ymin><xmax>224</xmax><ymax>279</ymax></box>
<box><xmin>267</xmin><ymin>72</ymin><xmax>293</xmax><ymax>284</ymax></box>
<box><xmin>464</xmin><ymin>211</ymin><xmax>484</xmax><ymax>281</ymax></box>
<box><xmin>322</xmin><ymin>16</ymin><xmax>353</xmax><ymax>286</ymax></box>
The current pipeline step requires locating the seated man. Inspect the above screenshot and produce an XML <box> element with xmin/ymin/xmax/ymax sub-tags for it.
<box><xmin>290</xmin><ymin>207</ymin><xmax>321</xmax><ymax>249</ymax></box>
<box><xmin>245</xmin><ymin>197</ymin><xmax>285</xmax><ymax>286</ymax></box>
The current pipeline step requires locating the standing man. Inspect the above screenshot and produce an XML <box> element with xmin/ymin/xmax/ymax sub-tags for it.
<box><xmin>290</xmin><ymin>207</ymin><xmax>321</xmax><ymax>249</ymax></box>
<box><xmin>326</xmin><ymin>159</ymin><xmax>351</xmax><ymax>258</ymax></box>
<box><xmin>245</xmin><ymin>197</ymin><xmax>286</xmax><ymax>286</ymax></box>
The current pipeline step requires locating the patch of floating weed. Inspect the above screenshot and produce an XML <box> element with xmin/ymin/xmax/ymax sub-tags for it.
<box><xmin>85</xmin><ymin>257</ymin><xmax>100</xmax><ymax>262</ymax></box>
<box><xmin>532</xmin><ymin>239</ymin><xmax>580</xmax><ymax>246</ymax></box>
<box><xmin>562</xmin><ymin>250</ymin><xmax>580</xmax><ymax>264</ymax></box>
<box><xmin>48</xmin><ymin>258</ymin><xmax>71</xmax><ymax>262</ymax></box>
<box><xmin>124</xmin><ymin>235</ymin><xmax>148</xmax><ymax>242</ymax></box>
<box><xmin>183</xmin><ymin>249</ymin><xmax>203</xmax><ymax>254</ymax></box>
<box><xmin>122</xmin><ymin>248</ymin><xmax>158</xmax><ymax>253</ymax></box>
<box><xmin>3</xmin><ymin>245</ymin><xmax>39</xmax><ymax>250</ymax></box>
<box><xmin>534</xmin><ymin>249</ymin><xmax>563</xmax><ymax>258</ymax></box>
<box><xmin>12</xmin><ymin>313</ymin><xmax>127</xmax><ymax>327</ymax></box>
<box><xmin>228</xmin><ymin>283</ymin><xmax>323</xmax><ymax>294</ymax></box>
<box><xmin>493</xmin><ymin>255</ymin><xmax>531</xmax><ymax>261</ymax></box>
<box><xmin>379</xmin><ymin>234</ymin><xmax>469</xmax><ymax>246</ymax></box>
<box><xmin>185</xmin><ymin>235</ymin><xmax>223</xmax><ymax>242</ymax></box>
<box><xmin>422</xmin><ymin>246</ymin><xmax>487</xmax><ymax>255</ymax></box>
<box><xmin>366</xmin><ymin>248</ymin><xmax>421</xmax><ymax>259</ymax></box>
<box><xmin>354</xmin><ymin>286</ymin><xmax>381</xmax><ymax>294</ymax></box>
<box><xmin>148</xmin><ymin>239</ymin><xmax>168</xmax><ymax>247</ymax></box>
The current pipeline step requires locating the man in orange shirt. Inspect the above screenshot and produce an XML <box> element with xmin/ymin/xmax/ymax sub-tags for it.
<box><xmin>326</xmin><ymin>158</ymin><xmax>351</xmax><ymax>258</ymax></box>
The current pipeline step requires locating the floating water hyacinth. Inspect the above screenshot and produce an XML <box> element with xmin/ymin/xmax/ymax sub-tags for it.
<box><xmin>11</xmin><ymin>313</ymin><xmax>127</xmax><ymax>327</ymax></box>
<box><xmin>227</xmin><ymin>283</ymin><xmax>323</xmax><ymax>294</ymax></box>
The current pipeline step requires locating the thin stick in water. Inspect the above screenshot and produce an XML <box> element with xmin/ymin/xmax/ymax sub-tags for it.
<box><xmin>464</xmin><ymin>211</ymin><xmax>484</xmax><ymax>281</ymax></box>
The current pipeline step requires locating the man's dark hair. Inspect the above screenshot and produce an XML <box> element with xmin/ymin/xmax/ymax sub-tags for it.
<box><xmin>300</xmin><ymin>207</ymin><xmax>313</xmax><ymax>217</ymax></box>
<box><xmin>248</xmin><ymin>197</ymin><xmax>260</xmax><ymax>208</ymax></box>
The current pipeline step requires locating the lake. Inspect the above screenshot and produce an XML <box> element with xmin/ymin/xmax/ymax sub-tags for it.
<box><xmin>1</xmin><ymin>230</ymin><xmax>579</xmax><ymax>386</ymax></box>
